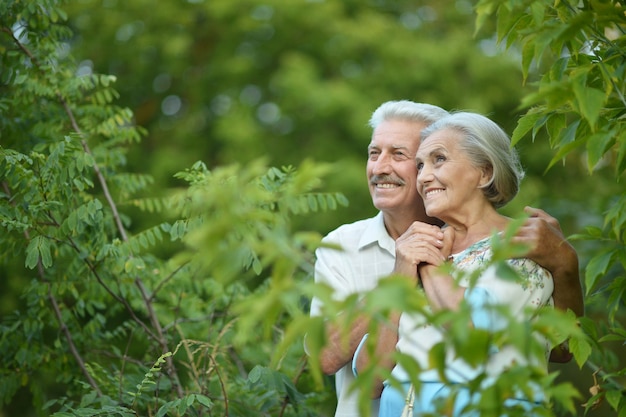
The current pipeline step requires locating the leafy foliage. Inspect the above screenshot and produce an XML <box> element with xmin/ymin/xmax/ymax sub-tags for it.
<box><xmin>475</xmin><ymin>0</ymin><xmax>626</xmax><ymax>415</ymax></box>
<box><xmin>1</xmin><ymin>2</ymin><xmax>345</xmax><ymax>416</ymax></box>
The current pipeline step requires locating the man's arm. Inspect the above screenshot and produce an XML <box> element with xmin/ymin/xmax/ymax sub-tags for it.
<box><xmin>353</xmin><ymin>312</ymin><xmax>400</xmax><ymax>398</ymax></box>
<box><xmin>513</xmin><ymin>206</ymin><xmax>584</xmax><ymax>316</ymax></box>
<box><xmin>309</xmin><ymin>239</ymin><xmax>371</xmax><ymax>375</ymax></box>
<box><xmin>513</xmin><ymin>206</ymin><xmax>583</xmax><ymax>363</ymax></box>
<box><xmin>317</xmin><ymin>313</ymin><xmax>371</xmax><ymax>375</ymax></box>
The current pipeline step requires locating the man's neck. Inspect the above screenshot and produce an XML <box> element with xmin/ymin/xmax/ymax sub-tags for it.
<box><xmin>382</xmin><ymin>209</ymin><xmax>442</xmax><ymax>240</ymax></box>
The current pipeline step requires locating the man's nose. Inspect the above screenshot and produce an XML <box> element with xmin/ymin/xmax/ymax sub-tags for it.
<box><xmin>371</xmin><ymin>153</ymin><xmax>392</xmax><ymax>174</ymax></box>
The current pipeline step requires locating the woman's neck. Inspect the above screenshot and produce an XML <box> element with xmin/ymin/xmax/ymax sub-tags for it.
<box><xmin>446</xmin><ymin>210</ymin><xmax>509</xmax><ymax>253</ymax></box>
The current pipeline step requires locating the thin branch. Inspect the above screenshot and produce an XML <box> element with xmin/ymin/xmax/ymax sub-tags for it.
<box><xmin>207</xmin><ymin>353</ymin><xmax>229</xmax><ymax>417</ymax></box>
<box><xmin>3</xmin><ymin>181</ymin><xmax>102</xmax><ymax>395</ymax></box>
<box><xmin>41</xmin><ymin>209</ymin><xmax>160</xmax><ymax>343</ymax></box>
<box><xmin>136</xmin><ymin>278</ymin><xmax>184</xmax><ymax>397</ymax></box>
<box><xmin>175</xmin><ymin>332</ymin><xmax>202</xmax><ymax>393</ymax></box>
<box><xmin>60</xmin><ymin>56</ymin><xmax>185</xmax><ymax>401</ymax></box>
<box><xmin>38</xmin><ymin>251</ymin><xmax>103</xmax><ymax>396</ymax></box>
<box><xmin>278</xmin><ymin>354</ymin><xmax>309</xmax><ymax>417</ymax></box>
<box><xmin>6</xmin><ymin>23</ymin><xmax>185</xmax><ymax>398</ymax></box>
<box><xmin>149</xmin><ymin>262</ymin><xmax>189</xmax><ymax>302</ymax></box>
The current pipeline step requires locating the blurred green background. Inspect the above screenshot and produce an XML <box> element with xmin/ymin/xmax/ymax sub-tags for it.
<box><xmin>60</xmin><ymin>0</ymin><xmax>611</xmax><ymax>233</ymax></box>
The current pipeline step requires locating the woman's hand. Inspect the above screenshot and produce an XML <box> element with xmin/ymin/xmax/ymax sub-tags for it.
<box><xmin>393</xmin><ymin>221</ymin><xmax>446</xmax><ymax>282</ymax></box>
<box><xmin>418</xmin><ymin>227</ymin><xmax>464</xmax><ymax>311</ymax></box>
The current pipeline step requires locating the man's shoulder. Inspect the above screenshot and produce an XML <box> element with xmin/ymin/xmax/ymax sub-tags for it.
<box><xmin>323</xmin><ymin>215</ymin><xmax>379</xmax><ymax>241</ymax></box>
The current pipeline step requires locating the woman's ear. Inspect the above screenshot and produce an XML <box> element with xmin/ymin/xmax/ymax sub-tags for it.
<box><xmin>479</xmin><ymin>165</ymin><xmax>493</xmax><ymax>187</ymax></box>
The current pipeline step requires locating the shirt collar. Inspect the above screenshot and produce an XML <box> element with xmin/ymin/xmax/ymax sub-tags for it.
<box><xmin>359</xmin><ymin>211</ymin><xmax>396</xmax><ymax>255</ymax></box>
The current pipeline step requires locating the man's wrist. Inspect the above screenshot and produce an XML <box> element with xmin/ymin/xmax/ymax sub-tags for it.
<box><xmin>551</xmin><ymin>243</ymin><xmax>579</xmax><ymax>286</ymax></box>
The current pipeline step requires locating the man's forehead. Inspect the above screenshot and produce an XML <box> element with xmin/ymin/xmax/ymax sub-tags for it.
<box><xmin>368</xmin><ymin>142</ymin><xmax>412</xmax><ymax>150</ymax></box>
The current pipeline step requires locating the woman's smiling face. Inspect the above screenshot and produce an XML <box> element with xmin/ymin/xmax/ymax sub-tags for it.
<box><xmin>415</xmin><ymin>128</ymin><xmax>490</xmax><ymax>221</ymax></box>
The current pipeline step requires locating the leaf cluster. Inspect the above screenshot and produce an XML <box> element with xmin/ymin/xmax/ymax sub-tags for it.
<box><xmin>476</xmin><ymin>1</ymin><xmax>626</xmax><ymax>415</ymax></box>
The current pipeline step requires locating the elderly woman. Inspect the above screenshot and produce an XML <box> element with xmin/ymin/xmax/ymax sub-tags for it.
<box><xmin>376</xmin><ymin>112</ymin><xmax>555</xmax><ymax>416</ymax></box>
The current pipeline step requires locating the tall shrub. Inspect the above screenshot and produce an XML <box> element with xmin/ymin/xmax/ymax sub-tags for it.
<box><xmin>0</xmin><ymin>1</ymin><xmax>345</xmax><ymax>416</ymax></box>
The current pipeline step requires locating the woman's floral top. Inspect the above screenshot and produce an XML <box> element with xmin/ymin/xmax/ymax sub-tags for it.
<box><xmin>393</xmin><ymin>236</ymin><xmax>554</xmax><ymax>384</ymax></box>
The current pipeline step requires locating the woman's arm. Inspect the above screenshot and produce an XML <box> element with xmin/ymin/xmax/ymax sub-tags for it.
<box><xmin>352</xmin><ymin>222</ymin><xmax>450</xmax><ymax>396</ymax></box>
<box><xmin>419</xmin><ymin>263</ymin><xmax>466</xmax><ymax>312</ymax></box>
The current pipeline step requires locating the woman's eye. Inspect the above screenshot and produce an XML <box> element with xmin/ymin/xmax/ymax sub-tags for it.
<box><xmin>435</xmin><ymin>155</ymin><xmax>446</xmax><ymax>163</ymax></box>
<box><xmin>416</xmin><ymin>162</ymin><xmax>424</xmax><ymax>170</ymax></box>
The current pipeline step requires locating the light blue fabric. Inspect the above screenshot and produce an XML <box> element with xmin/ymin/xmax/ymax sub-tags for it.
<box><xmin>352</xmin><ymin>333</ymin><xmax>369</xmax><ymax>377</ymax></box>
<box><xmin>379</xmin><ymin>381</ymin><xmax>542</xmax><ymax>417</ymax></box>
<box><xmin>465</xmin><ymin>286</ymin><xmax>495</xmax><ymax>330</ymax></box>
<box><xmin>465</xmin><ymin>286</ymin><xmax>500</xmax><ymax>356</ymax></box>
<box><xmin>379</xmin><ymin>288</ymin><xmax>545</xmax><ymax>416</ymax></box>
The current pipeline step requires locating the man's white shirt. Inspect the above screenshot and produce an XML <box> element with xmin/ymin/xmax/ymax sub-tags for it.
<box><xmin>310</xmin><ymin>212</ymin><xmax>395</xmax><ymax>417</ymax></box>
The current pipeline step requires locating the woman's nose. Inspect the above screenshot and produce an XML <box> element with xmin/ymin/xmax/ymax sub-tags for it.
<box><xmin>417</xmin><ymin>165</ymin><xmax>432</xmax><ymax>183</ymax></box>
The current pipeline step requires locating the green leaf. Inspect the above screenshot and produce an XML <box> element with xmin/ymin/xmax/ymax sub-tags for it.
<box><xmin>547</xmin><ymin>381</ymin><xmax>580</xmax><ymax>415</ymax></box>
<box><xmin>616</xmin><ymin>130</ymin><xmax>626</xmax><ymax>176</ymax></box>
<box><xmin>124</xmin><ymin>257</ymin><xmax>146</xmax><ymax>272</ymax></box>
<box><xmin>248</xmin><ymin>365</ymin><xmax>269</xmax><ymax>386</ymax></box>
<box><xmin>569</xmin><ymin>334</ymin><xmax>593</xmax><ymax>368</ymax></box>
<box><xmin>585</xmin><ymin>248</ymin><xmax>615</xmax><ymax>293</ymax></box>
<box><xmin>546</xmin><ymin>137</ymin><xmax>585</xmax><ymax>173</ymax></box>
<box><xmin>195</xmin><ymin>394</ymin><xmax>212</xmax><ymax>408</ymax></box>
<box><xmin>511</xmin><ymin>111</ymin><xmax>542</xmax><ymax>146</ymax></box>
<box><xmin>586</xmin><ymin>130</ymin><xmax>615</xmax><ymax>172</ymax></box>
<box><xmin>572</xmin><ymin>76</ymin><xmax>606</xmax><ymax>129</ymax></box>
<box><xmin>458</xmin><ymin>328</ymin><xmax>491</xmax><ymax>367</ymax></box>
<box><xmin>335</xmin><ymin>193</ymin><xmax>349</xmax><ymax>207</ymax></box>
<box><xmin>25</xmin><ymin>235</ymin><xmax>52</xmax><ymax>269</ymax></box>
<box><xmin>428</xmin><ymin>342</ymin><xmax>446</xmax><ymax>380</ymax></box>
<box><xmin>606</xmin><ymin>389</ymin><xmax>623</xmax><ymax>411</ymax></box>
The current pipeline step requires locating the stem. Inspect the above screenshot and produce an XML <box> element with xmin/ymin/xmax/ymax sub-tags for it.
<box><xmin>278</xmin><ymin>354</ymin><xmax>308</xmax><ymax>417</ymax></box>
<box><xmin>2</xmin><ymin>181</ymin><xmax>103</xmax><ymax>395</ymax></box>
<box><xmin>44</xmin><ymin>273</ymin><xmax>104</xmax><ymax>396</ymax></box>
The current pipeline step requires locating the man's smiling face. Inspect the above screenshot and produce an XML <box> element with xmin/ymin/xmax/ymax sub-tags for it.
<box><xmin>367</xmin><ymin>118</ymin><xmax>428</xmax><ymax>214</ymax></box>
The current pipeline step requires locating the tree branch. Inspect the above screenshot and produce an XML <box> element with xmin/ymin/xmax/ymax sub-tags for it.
<box><xmin>3</xmin><ymin>181</ymin><xmax>102</xmax><ymax>395</ymax></box>
<box><xmin>7</xmin><ymin>25</ymin><xmax>184</xmax><ymax>398</ymax></box>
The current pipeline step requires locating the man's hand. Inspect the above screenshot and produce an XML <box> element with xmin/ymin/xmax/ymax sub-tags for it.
<box><xmin>512</xmin><ymin>206</ymin><xmax>567</xmax><ymax>272</ymax></box>
<box><xmin>512</xmin><ymin>206</ymin><xmax>583</xmax><ymax>315</ymax></box>
<box><xmin>513</xmin><ymin>206</ymin><xmax>584</xmax><ymax>363</ymax></box>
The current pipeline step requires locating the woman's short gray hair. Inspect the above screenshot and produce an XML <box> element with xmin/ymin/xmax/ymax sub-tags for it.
<box><xmin>420</xmin><ymin>112</ymin><xmax>525</xmax><ymax>208</ymax></box>
<box><xmin>369</xmin><ymin>100</ymin><xmax>449</xmax><ymax>129</ymax></box>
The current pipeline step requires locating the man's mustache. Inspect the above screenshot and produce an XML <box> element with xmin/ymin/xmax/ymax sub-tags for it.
<box><xmin>370</xmin><ymin>175</ymin><xmax>406</xmax><ymax>186</ymax></box>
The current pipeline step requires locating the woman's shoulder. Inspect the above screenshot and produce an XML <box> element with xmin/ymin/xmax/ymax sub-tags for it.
<box><xmin>508</xmin><ymin>257</ymin><xmax>553</xmax><ymax>279</ymax></box>
<box><xmin>452</xmin><ymin>237</ymin><xmax>491</xmax><ymax>267</ymax></box>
